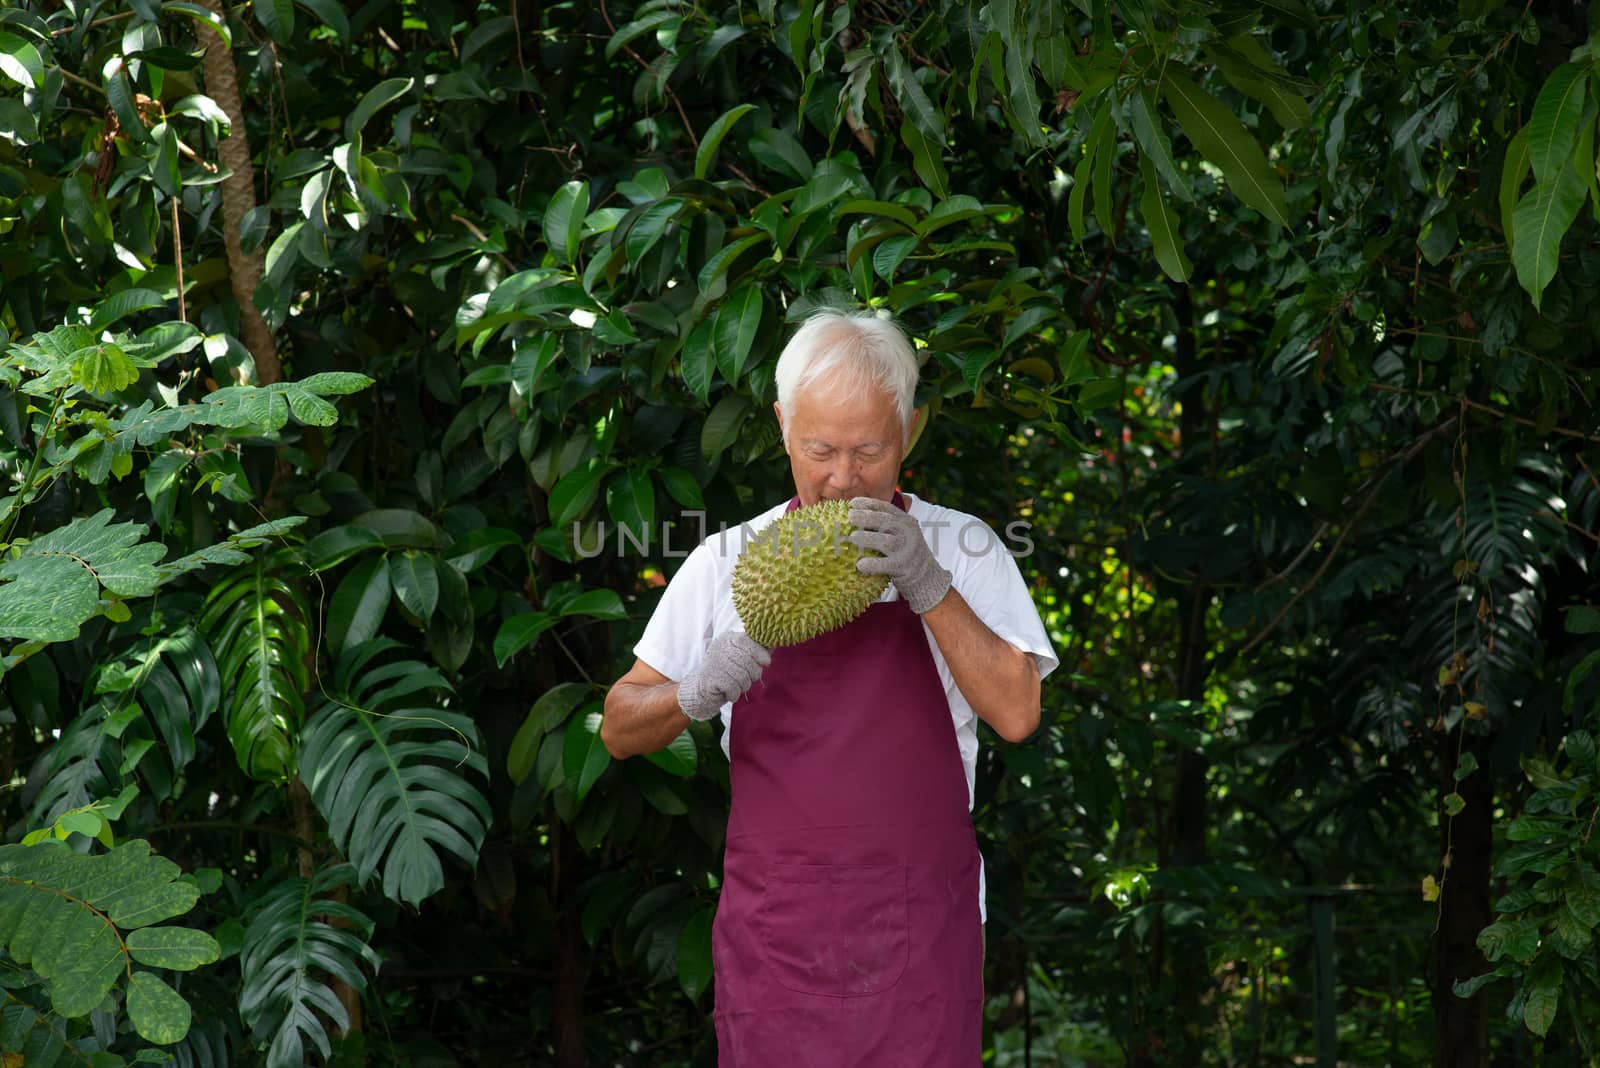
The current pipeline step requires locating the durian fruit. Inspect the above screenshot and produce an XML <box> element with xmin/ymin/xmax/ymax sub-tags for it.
<box><xmin>731</xmin><ymin>498</ymin><xmax>888</xmax><ymax>647</ymax></box>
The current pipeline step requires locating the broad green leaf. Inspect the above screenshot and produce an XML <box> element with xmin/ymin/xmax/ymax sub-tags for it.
<box><xmin>658</xmin><ymin>466</ymin><xmax>705</xmax><ymax>509</ymax></box>
<box><xmin>605</xmin><ymin>468</ymin><xmax>655</xmax><ymax>543</ymax></box>
<box><xmin>605</xmin><ymin>10</ymin><xmax>676</xmax><ymax>59</ymax></box>
<box><xmin>1206</xmin><ymin>35</ymin><xmax>1313</xmax><ymax>130</ymax></box>
<box><xmin>494</xmin><ymin>611</ymin><xmax>557</xmax><ymax>667</ymax></box>
<box><xmin>1512</xmin><ymin>161</ymin><xmax>1585</xmax><ymax>310</ymax></box>
<box><xmin>306</xmin><ymin>524</ymin><xmax>385</xmax><ymax>572</ymax></box>
<box><xmin>1527</xmin><ymin>64</ymin><xmax>1587</xmax><ymax>184</ymax></box>
<box><xmin>163</xmin><ymin>2</ymin><xmax>231</xmax><ymax>47</ymax></box>
<box><xmin>301</xmin><ymin>649</ymin><xmax>491</xmax><ymax>907</ymax></box>
<box><xmin>345</xmin><ymin>77</ymin><xmax>413</xmax><ymax>140</ymax></box>
<box><xmin>1139</xmin><ymin>155</ymin><xmax>1192</xmax><ymax>283</ymax></box>
<box><xmin>441</xmin><ymin>527</ymin><xmax>521</xmax><ymax>572</ymax></box>
<box><xmin>747</xmin><ymin>128</ymin><xmax>812</xmax><ymax>183</ymax></box>
<box><xmin>836</xmin><ymin>198</ymin><xmax>920</xmax><ymax>230</ymax></box>
<box><xmin>625</xmin><ymin>199</ymin><xmax>683</xmax><ymax>266</ymax></box>
<box><xmin>549</xmin><ymin>458</ymin><xmax>610</xmax><ymax>526</ymax></box>
<box><xmin>681</xmin><ymin>319</ymin><xmax>716</xmax><ymax>405</ymax></box>
<box><xmin>1524</xmin><ymin>977</ymin><xmax>1561</xmax><ymax>1037</ymax></box>
<box><xmin>562</xmin><ymin>709</ymin><xmax>610</xmax><ymax>805</ymax></box>
<box><xmin>560</xmin><ymin>589</ymin><xmax>627</xmax><ymax>621</ymax></box>
<box><xmin>0</xmin><ymin>840</ymin><xmax>203</xmax><ymax>1031</ymax></box>
<box><xmin>326</xmin><ymin>554</ymin><xmax>392</xmax><ymax>653</ymax></box>
<box><xmin>677</xmin><ymin>908</ymin><xmax>714</xmax><ymax>1001</ymax></box>
<box><xmin>239</xmin><ymin>864</ymin><xmax>379</xmax><ymax>1066</ymax></box>
<box><xmin>126</xmin><ymin>926</ymin><xmax>221</xmax><ymax>971</ymax></box>
<box><xmin>89</xmin><ymin>288</ymin><xmax>167</xmax><ymax>332</ymax></box>
<box><xmin>0</xmin><ymin>31</ymin><xmax>44</xmax><ymax>88</ymax></box>
<box><xmin>508</xmin><ymin>683</ymin><xmax>591</xmax><ymax>783</ymax></box>
<box><xmin>645</xmin><ymin>729</ymin><xmax>697</xmax><ymax>778</ymax></box>
<box><xmin>153</xmin><ymin>122</ymin><xmax>181</xmax><ymax>195</ymax></box>
<box><xmin>1161</xmin><ymin>68</ymin><xmax>1289</xmax><ymax>226</ymax></box>
<box><xmin>388</xmin><ymin>551</ymin><xmax>439</xmax><ymax>622</ymax></box>
<box><xmin>712</xmin><ymin>285</ymin><xmax>763</xmax><ymax>384</ymax></box>
<box><xmin>700</xmin><ymin>393</ymin><xmax>752</xmax><ymax>459</ymax></box>
<box><xmin>127</xmin><ymin>967</ymin><xmax>191</xmax><ymax>1045</ymax></box>
<box><xmin>885</xmin><ymin>48</ymin><xmax>943</xmax><ymax>142</ymax></box>
<box><xmin>295</xmin><ymin>0</ymin><xmax>349</xmax><ymax>39</ymax></box>
<box><xmin>899</xmin><ymin>118</ymin><xmax>948</xmax><ymax>201</ymax></box>
<box><xmin>253</xmin><ymin>0</ymin><xmax>293</xmax><ymax>43</ymax></box>
<box><xmin>696</xmin><ymin>103</ymin><xmax>756</xmax><ymax>180</ymax></box>
<box><xmin>543</xmin><ymin>180</ymin><xmax>590</xmax><ymax>265</ymax></box>
<box><xmin>72</xmin><ymin>341</ymin><xmax>141</xmax><ymax>394</ymax></box>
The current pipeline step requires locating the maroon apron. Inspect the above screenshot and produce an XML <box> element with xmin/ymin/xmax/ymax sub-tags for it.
<box><xmin>712</xmin><ymin>496</ymin><xmax>983</xmax><ymax>1066</ymax></box>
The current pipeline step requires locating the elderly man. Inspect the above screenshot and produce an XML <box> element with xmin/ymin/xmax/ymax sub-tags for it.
<box><xmin>601</xmin><ymin>309</ymin><xmax>1057</xmax><ymax>1065</ymax></box>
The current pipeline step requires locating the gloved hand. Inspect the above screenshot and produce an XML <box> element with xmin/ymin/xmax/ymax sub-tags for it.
<box><xmin>677</xmin><ymin>632</ymin><xmax>772</xmax><ymax>721</ymax></box>
<box><xmin>848</xmin><ymin>496</ymin><xmax>952</xmax><ymax>615</ymax></box>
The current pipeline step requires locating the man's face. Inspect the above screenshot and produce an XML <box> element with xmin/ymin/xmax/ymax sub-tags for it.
<box><xmin>775</xmin><ymin>370</ymin><xmax>917</xmax><ymax>506</ymax></box>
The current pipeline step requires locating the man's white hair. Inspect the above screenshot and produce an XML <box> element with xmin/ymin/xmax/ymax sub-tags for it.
<box><xmin>773</xmin><ymin>309</ymin><xmax>918</xmax><ymax>441</ymax></box>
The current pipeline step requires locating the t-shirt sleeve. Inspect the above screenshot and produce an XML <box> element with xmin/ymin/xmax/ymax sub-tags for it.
<box><xmin>949</xmin><ymin>520</ymin><xmax>1059</xmax><ymax>680</ymax></box>
<box><xmin>632</xmin><ymin>543</ymin><xmax>719</xmax><ymax>681</ymax></box>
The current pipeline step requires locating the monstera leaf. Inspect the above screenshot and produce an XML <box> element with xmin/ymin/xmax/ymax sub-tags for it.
<box><xmin>0</xmin><ymin>840</ymin><xmax>220</xmax><ymax>1045</ymax></box>
<box><xmin>298</xmin><ymin>640</ymin><xmax>492</xmax><ymax>906</ymax></box>
<box><xmin>197</xmin><ymin>558</ymin><xmax>313</xmax><ymax>782</ymax></box>
<box><xmin>238</xmin><ymin>864</ymin><xmax>379</xmax><ymax>1068</ymax></box>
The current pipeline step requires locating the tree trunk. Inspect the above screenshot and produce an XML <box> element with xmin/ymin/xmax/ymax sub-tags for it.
<box><xmin>551</xmin><ymin>816</ymin><xmax>587</xmax><ymax>1067</ymax></box>
<box><xmin>197</xmin><ymin>0</ymin><xmax>282</xmax><ymax>384</ymax></box>
<box><xmin>1433</xmin><ymin>735</ymin><xmax>1492</xmax><ymax>1068</ymax></box>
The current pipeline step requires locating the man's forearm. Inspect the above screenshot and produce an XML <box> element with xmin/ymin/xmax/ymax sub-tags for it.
<box><xmin>601</xmin><ymin>681</ymin><xmax>689</xmax><ymax>758</ymax></box>
<box><xmin>921</xmin><ymin>588</ymin><xmax>1041</xmax><ymax>742</ymax></box>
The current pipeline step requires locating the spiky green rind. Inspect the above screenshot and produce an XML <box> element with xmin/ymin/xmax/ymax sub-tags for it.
<box><xmin>731</xmin><ymin>499</ymin><xmax>888</xmax><ymax>647</ymax></box>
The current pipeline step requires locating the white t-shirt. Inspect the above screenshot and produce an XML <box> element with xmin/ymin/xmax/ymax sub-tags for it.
<box><xmin>632</xmin><ymin>492</ymin><xmax>1060</xmax><ymax>921</ymax></box>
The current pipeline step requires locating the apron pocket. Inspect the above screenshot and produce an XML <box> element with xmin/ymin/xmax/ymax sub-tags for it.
<box><xmin>755</xmin><ymin>861</ymin><xmax>909</xmax><ymax>998</ymax></box>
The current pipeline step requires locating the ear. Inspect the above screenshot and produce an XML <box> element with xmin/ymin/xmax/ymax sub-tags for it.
<box><xmin>774</xmin><ymin>401</ymin><xmax>786</xmax><ymax>445</ymax></box>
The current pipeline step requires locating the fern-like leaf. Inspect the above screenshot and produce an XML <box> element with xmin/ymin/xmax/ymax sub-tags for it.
<box><xmin>198</xmin><ymin>558</ymin><xmax>313</xmax><ymax>782</ymax></box>
<box><xmin>299</xmin><ymin>639</ymin><xmax>492</xmax><ymax>906</ymax></box>
<box><xmin>0</xmin><ymin>510</ymin><xmax>166</xmax><ymax>642</ymax></box>
<box><xmin>238</xmin><ymin>864</ymin><xmax>378</xmax><ymax>1068</ymax></box>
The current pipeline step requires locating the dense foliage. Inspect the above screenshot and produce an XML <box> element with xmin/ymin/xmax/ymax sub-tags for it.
<box><xmin>0</xmin><ymin>0</ymin><xmax>1597</xmax><ymax>1065</ymax></box>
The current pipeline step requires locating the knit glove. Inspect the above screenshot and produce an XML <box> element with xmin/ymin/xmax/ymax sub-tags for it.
<box><xmin>847</xmin><ymin>496</ymin><xmax>952</xmax><ymax>615</ymax></box>
<box><xmin>677</xmin><ymin>632</ymin><xmax>772</xmax><ymax>721</ymax></box>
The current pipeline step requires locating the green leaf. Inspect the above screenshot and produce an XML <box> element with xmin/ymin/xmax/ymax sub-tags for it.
<box><xmin>549</xmin><ymin>458</ymin><xmax>610</xmax><ymax>526</ymax></box>
<box><xmin>345</xmin><ymin>77</ymin><xmax>413</xmax><ymax>140</ymax></box>
<box><xmin>1443</xmin><ymin>791</ymin><xmax>1465</xmax><ymax>815</ymax></box>
<box><xmin>301</xmin><ymin>647</ymin><xmax>492</xmax><ymax>906</ymax></box>
<box><xmin>508</xmin><ymin>682</ymin><xmax>590</xmax><ymax>784</ymax></box>
<box><xmin>0</xmin><ymin>31</ymin><xmax>44</xmax><ymax>88</ymax></box>
<box><xmin>295</xmin><ymin>0</ymin><xmax>349</xmax><ymax>39</ymax></box>
<box><xmin>306</xmin><ymin>524</ymin><xmax>385</xmax><ymax>572</ymax></box>
<box><xmin>1129</xmin><ymin>87</ymin><xmax>1190</xmax><ymax>202</ymax></box>
<box><xmin>899</xmin><ymin>118</ymin><xmax>948</xmax><ymax>201</ymax></box>
<box><xmin>712</xmin><ymin>285</ymin><xmax>763</xmax><ymax>385</ymax></box>
<box><xmin>1500</xmin><ymin>129</ymin><xmax>1533</xmax><ymax>251</ymax></box>
<box><xmin>605</xmin><ymin>468</ymin><xmax>655</xmax><ymax>543</ymax></box>
<box><xmin>885</xmin><ymin>48</ymin><xmax>943</xmax><ymax>142</ymax></box>
<box><xmin>696</xmin><ymin>103</ymin><xmax>756</xmax><ymax>180</ymax></box>
<box><xmin>559</xmin><ymin>589</ymin><xmax>627</xmax><ymax>621</ymax></box>
<box><xmin>700</xmin><ymin>393</ymin><xmax>752</xmax><ymax>459</ymax></box>
<box><xmin>562</xmin><ymin>708</ymin><xmax>610</xmax><ymax>805</ymax></box>
<box><xmin>543</xmin><ymin>180</ymin><xmax>590</xmax><ymax>265</ymax></box>
<box><xmin>89</xmin><ymin>288</ymin><xmax>168</xmax><ymax>332</ymax></box>
<box><xmin>126</xmin><ymin>926</ymin><xmax>221</xmax><ymax>971</ymax></box>
<box><xmin>696</xmin><ymin>233</ymin><xmax>768</xmax><ymax>293</ymax></box>
<box><xmin>163</xmin><ymin>3</ymin><xmax>231</xmax><ymax>47</ymax></box>
<box><xmin>625</xmin><ymin>198</ymin><xmax>683</xmax><ymax>265</ymax></box>
<box><xmin>387</xmin><ymin>551</ymin><xmax>439</xmax><ymax>622</ymax></box>
<box><xmin>644</xmin><ymin>729</ymin><xmax>697</xmax><ymax>778</ymax></box>
<box><xmin>72</xmin><ymin>341</ymin><xmax>141</xmax><ymax>394</ymax></box>
<box><xmin>605</xmin><ymin>10</ymin><xmax>676</xmax><ymax>59</ymax></box>
<box><xmin>1511</xmin><ymin>160</ymin><xmax>1585</xmax><ymax>310</ymax></box>
<box><xmin>239</xmin><ymin>864</ymin><xmax>378</xmax><ymax>1068</ymax></box>
<box><xmin>0</xmin><ymin>840</ymin><xmax>203</xmax><ymax>1029</ymax></box>
<box><xmin>126</xmin><ymin>969</ymin><xmax>191</xmax><ymax>1045</ymax></box>
<box><xmin>1206</xmin><ymin>35</ymin><xmax>1313</xmax><ymax>130</ymax></box>
<box><xmin>1454</xmin><ymin>751</ymin><xmax>1479</xmax><ymax>782</ymax></box>
<box><xmin>1139</xmin><ymin>155</ymin><xmax>1192</xmax><ymax>283</ymax></box>
<box><xmin>441</xmin><ymin>527</ymin><xmax>522</xmax><ymax>573</ymax></box>
<box><xmin>1161</xmin><ymin>68</ymin><xmax>1289</xmax><ymax>226</ymax></box>
<box><xmin>253</xmin><ymin>0</ymin><xmax>293</xmax><ymax>43</ymax></box>
<box><xmin>658</xmin><ymin>466</ymin><xmax>705</xmax><ymax>509</ymax></box>
<box><xmin>748</xmin><ymin>128</ymin><xmax>812</xmax><ymax>183</ymax></box>
<box><xmin>494</xmin><ymin>611</ymin><xmax>557</xmax><ymax>668</ymax></box>
<box><xmin>199</xmin><ymin>564</ymin><xmax>311</xmax><ymax>781</ymax></box>
<box><xmin>327</xmin><ymin>554</ymin><xmax>392</xmax><ymax>654</ymax></box>
<box><xmin>677</xmin><ymin>907</ymin><xmax>714</xmax><ymax>1001</ymax></box>
<box><xmin>1527</xmin><ymin>64</ymin><xmax>1588</xmax><ymax>184</ymax></box>
<box><xmin>1524</xmin><ymin>976</ymin><xmax>1561</xmax><ymax>1037</ymax></box>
